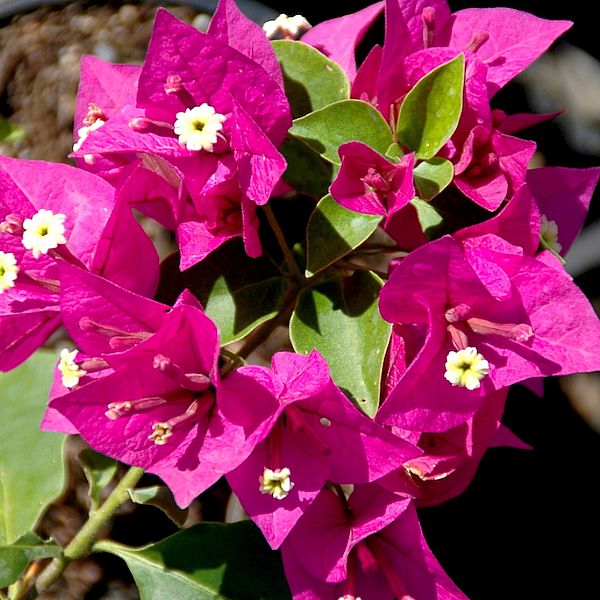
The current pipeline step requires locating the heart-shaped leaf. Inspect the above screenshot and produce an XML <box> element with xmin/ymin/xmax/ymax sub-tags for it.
<box><xmin>306</xmin><ymin>194</ymin><xmax>382</xmax><ymax>276</ymax></box>
<box><xmin>95</xmin><ymin>521</ymin><xmax>290</xmax><ymax>599</ymax></box>
<box><xmin>290</xmin><ymin>100</ymin><xmax>394</xmax><ymax>164</ymax></box>
<box><xmin>290</xmin><ymin>271</ymin><xmax>391</xmax><ymax>416</ymax></box>
<box><xmin>0</xmin><ymin>351</ymin><xmax>66</xmax><ymax>545</ymax></box>
<box><xmin>272</xmin><ymin>40</ymin><xmax>350</xmax><ymax>118</ymax></box>
<box><xmin>396</xmin><ymin>54</ymin><xmax>465</xmax><ymax>159</ymax></box>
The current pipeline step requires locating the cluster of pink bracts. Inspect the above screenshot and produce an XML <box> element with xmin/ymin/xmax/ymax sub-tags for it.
<box><xmin>1</xmin><ymin>0</ymin><xmax>600</xmax><ymax>598</ymax></box>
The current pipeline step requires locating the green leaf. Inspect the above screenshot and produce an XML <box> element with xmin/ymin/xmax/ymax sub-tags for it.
<box><xmin>78</xmin><ymin>449</ymin><xmax>118</xmax><ymax>512</ymax></box>
<box><xmin>156</xmin><ymin>241</ymin><xmax>287</xmax><ymax>345</ymax></box>
<box><xmin>410</xmin><ymin>198</ymin><xmax>444</xmax><ymax>238</ymax></box>
<box><xmin>272</xmin><ymin>40</ymin><xmax>350</xmax><ymax>118</ymax></box>
<box><xmin>0</xmin><ymin>533</ymin><xmax>61</xmax><ymax>588</ymax></box>
<box><xmin>95</xmin><ymin>521</ymin><xmax>290</xmax><ymax>600</ymax></box>
<box><xmin>0</xmin><ymin>117</ymin><xmax>25</xmax><ymax>144</ymax></box>
<box><xmin>290</xmin><ymin>99</ymin><xmax>394</xmax><ymax>164</ymax></box>
<box><xmin>0</xmin><ymin>351</ymin><xmax>66</xmax><ymax>545</ymax></box>
<box><xmin>290</xmin><ymin>271</ymin><xmax>391</xmax><ymax>416</ymax></box>
<box><xmin>280</xmin><ymin>136</ymin><xmax>333</xmax><ymax>197</ymax></box>
<box><xmin>396</xmin><ymin>54</ymin><xmax>465</xmax><ymax>159</ymax></box>
<box><xmin>305</xmin><ymin>195</ymin><xmax>382</xmax><ymax>277</ymax></box>
<box><xmin>128</xmin><ymin>486</ymin><xmax>187</xmax><ymax>527</ymax></box>
<box><xmin>413</xmin><ymin>157</ymin><xmax>454</xmax><ymax>200</ymax></box>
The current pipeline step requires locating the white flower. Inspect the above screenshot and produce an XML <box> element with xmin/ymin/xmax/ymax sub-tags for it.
<box><xmin>173</xmin><ymin>104</ymin><xmax>226</xmax><ymax>152</ymax></box>
<box><xmin>259</xmin><ymin>467</ymin><xmax>294</xmax><ymax>500</ymax></box>
<box><xmin>0</xmin><ymin>251</ymin><xmax>19</xmax><ymax>292</ymax></box>
<box><xmin>58</xmin><ymin>348</ymin><xmax>87</xmax><ymax>388</ymax></box>
<box><xmin>540</xmin><ymin>214</ymin><xmax>562</xmax><ymax>254</ymax></box>
<box><xmin>22</xmin><ymin>209</ymin><xmax>67</xmax><ymax>259</ymax></box>
<box><xmin>263</xmin><ymin>14</ymin><xmax>311</xmax><ymax>39</ymax></box>
<box><xmin>73</xmin><ymin>118</ymin><xmax>105</xmax><ymax>153</ymax></box>
<box><xmin>444</xmin><ymin>346</ymin><xmax>489</xmax><ymax>390</ymax></box>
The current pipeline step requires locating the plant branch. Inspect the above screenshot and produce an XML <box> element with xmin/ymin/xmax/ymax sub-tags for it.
<box><xmin>34</xmin><ymin>466</ymin><xmax>144</xmax><ymax>596</ymax></box>
<box><xmin>337</xmin><ymin>259</ymin><xmax>388</xmax><ymax>279</ymax></box>
<box><xmin>263</xmin><ymin>205</ymin><xmax>304</xmax><ymax>282</ymax></box>
<box><xmin>233</xmin><ymin>287</ymin><xmax>298</xmax><ymax>361</ymax></box>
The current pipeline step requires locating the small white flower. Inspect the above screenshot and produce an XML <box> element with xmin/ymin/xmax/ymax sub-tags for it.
<box><xmin>58</xmin><ymin>348</ymin><xmax>87</xmax><ymax>388</ymax></box>
<box><xmin>72</xmin><ymin>119</ymin><xmax>105</xmax><ymax>153</ymax></box>
<box><xmin>263</xmin><ymin>14</ymin><xmax>311</xmax><ymax>39</ymax></box>
<box><xmin>444</xmin><ymin>346</ymin><xmax>489</xmax><ymax>390</ymax></box>
<box><xmin>22</xmin><ymin>209</ymin><xmax>67</xmax><ymax>259</ymax></box>
<box><xmin>0</xmin><ymin>251</ymin><xmax>19</xmax><ymax>292</ymax></box>
<box><xmin>173</xmin><ymin>104</ymin><xmax>226</xmax><ymax>152</ymax></box>
<box><xmin>259</xmin><ymin>467</ymin><xmax>294</xmax><ymax>500</ymax></box>
<box><xmin>540</xmin><ymin>214</ymin><xmax>562</xmax><ymax>254</ymax></box>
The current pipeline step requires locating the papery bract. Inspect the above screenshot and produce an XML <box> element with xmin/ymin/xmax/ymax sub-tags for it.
<box><xmin>42</xmin><ymin>265</ymin><xmax>266</xmax><ymax>508</ymax></box>
<box><xmin>0</xmin><ymin>158</ymin><xmax>158</xmax><ymax>370</ymax></box>
<box><xmin>281</xmin><ymin>486</ymin><xmax>466</xmax><ymax>599</ymax></box>
<box><xmin>377</xmin><ymin>235</ymin><xmax>600</xmax><ymax>431</ymax></box>
<box><xmin>330</xmin><ymin>142</ymin><xmax>415</xmax><ymax>221</ymax></box>
<box><xmin>222</xmin><ymin>351</ymin><xmax>420</xmax><ymax>549</ymax></box>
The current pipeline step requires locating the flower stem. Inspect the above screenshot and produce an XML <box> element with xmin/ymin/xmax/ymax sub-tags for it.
<box><xmin>234</xmin><ymin>287</ymin><xmax>298</xmax><ymax>361</ymax></box>
<box><xmin>262</xmin><ymin>205</ymin><xmax>304</xmax><ymax>283</ymax></box>
<box><xmin>337</xmin><ymin>259</ymin><xmax>388</xmax><ymax>279</ymax></box>
<box><xmin>34</xmin><ymin>466</ymin><xmax>144</xmax><ymax>595</ymax></box>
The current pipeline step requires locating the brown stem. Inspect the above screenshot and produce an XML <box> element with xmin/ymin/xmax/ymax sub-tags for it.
<box><xmin>234</xmin><ymin>287</ymin><xmax>298</xmax><ymax>362</ymax></box>
<box><xmin>337</xmin><ymin>259</ymin><xmax>388</xmax><ymax>280</ymax></box>
<box><xmin>262</xmin><ymin>205</ymin><xmax>304</xmax><ymax>283</ymax></box>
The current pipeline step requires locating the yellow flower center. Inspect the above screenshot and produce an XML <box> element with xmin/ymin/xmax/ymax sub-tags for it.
<box><xmin>22</xmin><ymin>209</ymin><xmax>67</xmax><ymax>259</ymax></box>
<box><xmin>259</xmin><ymin>467</ymin><xmax>294</xmax><ymax>500</ymax></box>
<box><xmin>173</xmin><ymin>104</ymin><xmax>226</xmax><ymax>152</ymax></box>
<box><xmin>444</xmin><ymin>346</ymin><xmax>489</xmax><ymax>390</ymax></box>
<box><xmin>0</xmin><ymin>251</ymin><xmax>19</xmax><ymax>292</ymax></box>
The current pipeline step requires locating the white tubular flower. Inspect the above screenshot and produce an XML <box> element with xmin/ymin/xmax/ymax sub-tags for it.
<box><xmin>73</xmin><ymin>118</ymin><xmax>105</xmax><ymax>153</ymax></box>
<box><xmin>22</xmin><ymin>209</ymin><xmax>67</xmax><ymax>259</ymax></box>
<box><xmin>259</xmin><ymin>467</ymin><xmax>294</xmax><ymax>500</ymax></box>
<box><xmin>540</xmin><ymin>214</ymin><xmax>562</xmax><ymax>254</ymax></box>
<box><xmin>0</xmin><ymin>251</ymin><xmax>19</xmax><ymax>292</ymax></box>
<box><xmin>173</xmin><ymin>104</ymin><xmax>226</xmax><ymax>152</ymax></box>
<box><xmin>263</xmin><ymin>14</ymin><xmax>311</xmax><ymax>40</ymax></box>
<box><xmin>444</xmin><ymin>346</ymin><xmax>490</xmax><ymax>390</ymax></box>
<box><xmin>58</xmin><ymin>349</ymin><xmax>87</xmax><ymax>388</ymax></box>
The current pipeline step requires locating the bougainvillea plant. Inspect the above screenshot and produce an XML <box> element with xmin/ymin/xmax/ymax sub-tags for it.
<box><xmin>1</xmin><ymin>0</ymin><xmax>599</xmax><ymax>598</ymax></box>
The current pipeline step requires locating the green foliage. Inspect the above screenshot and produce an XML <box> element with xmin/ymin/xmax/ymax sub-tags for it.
<box><xmin>410</xmin><ymin>198</ymin><xmax>444</xmax><ymax>238</ymax></box>
<box><xmin>128</xmin><ymin>486</ymin><xmax>187</xmax><ymax>527</ymax></box>
<box><xmin>305</xmin><ymin>195</ymin><xmax>382</xmax><ymax>276</ymax></box>
<box><xmin>396</xmin><ymin>54</ymin><xmax>465</xmax><ymax>159</ymax></box>
<box><xmin>157</xmin><ymin>242</ymin><xmax>287</xmax><ymax>345</ymax></box>
<box><xmin>0</xmin><ymin>533</ymin><xmax>61</xmax><ymax>588</ymax></box>
<box><xmin>272</xmin><ymin>40</ymin><xmax>350</xmax><ymax>118</ymax></box>
<box><xmin>95</xmin><ymin>521</ymin><xmax>291</xmax><ymax>600</ymax></box>
<box><xmin>280</xmin><ymin>136</ymin><xmax>333</xmax><ymax>197</ymax></box>
<box><xmin>290</xmin><ymin>100</ymin><xmax>394</xmax><ymax>164</ymax></box>
<box><xmin>0</xmin><ymin>351</ymin><xmax>66</xmax><ymax>545</ymax></box>
<box><xmin>78</xmin><ymin>449</ymin><xmax>118</xmax><ymax>512</ymax></box>
<box><xmin>290</xmin><ymin>271</ymin><xmax>391</xmax><ymax>417</ymax></box>
<box><xmin>0</xmin><ymin>117</ymin><xmax>25</xmax><ymax>145</ymax></box>
<box><xmin>413</xmin><ymin>157</ymin><xmax>454</xmax><ymax>200</ymax></box>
